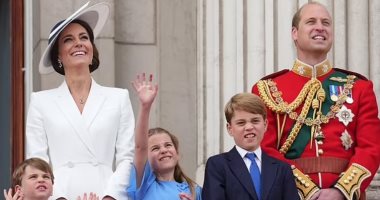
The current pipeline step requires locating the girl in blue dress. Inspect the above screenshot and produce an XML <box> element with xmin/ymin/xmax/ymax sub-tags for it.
<box><xmin>128</xmin><ymin>74</ymin><xmax>202</xmax><ymax>200</ymax></box>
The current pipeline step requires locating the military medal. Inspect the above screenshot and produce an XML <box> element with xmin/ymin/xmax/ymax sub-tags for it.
<box><xmin>336</xmin><ymin>105</ymin><xmax>355</xmax><ymax>126</ymax></box>
<box><xmin>338</xmin><ymin>86</ymin><xmax>353</xmax><ymax>104</ymax></box>
<box><xmin>346</xmin><ymin>89</ymin><xmax>354</xmax><ymax>104</ymax></box>
<box><xmin>329</xmin><ymin>85</ymin><xmax>339</xmax><ymax>102</ymax></box>
<box><xmin>340</xmin><ymin>130</ymin><xmax>353</xmax><ymax>150</ymax></box>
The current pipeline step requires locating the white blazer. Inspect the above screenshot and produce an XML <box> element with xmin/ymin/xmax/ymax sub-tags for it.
<box><xmin>26</xmin><ymin>79</ymin><xmax>135</xmax><ymax>200</ymax></box>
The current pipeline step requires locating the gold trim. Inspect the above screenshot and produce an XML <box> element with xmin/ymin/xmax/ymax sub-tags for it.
<box><xmin>292</xmin><ymin>165</ymin><xmax>319</xmax><ymax>200</ymax></box>
<box><xmin>334</xmin><ymin>163</ymin><xmax>371</xmax><ymax>200</ymax></box>
<box><xmin>257</xmin><ymin>79</ymin><xmax>316</xmax><ymax>114</ymax></box>
<box><xmin>279</xmin><ymin>81</ymin><xmax>320</xmax><ymax>153</ymax></box>
<box><xmin>330</xmin><ymin>77</ymin><xmax>348</xmax><ymax>83</ymax></box>
<box><xmin>257</xmin><ymin>75</ymin><xmax>356</xmax><ymax>154</ymax></box>
<box><xmin>292</xmin><ymin>59</ymin><xmax>332</xmax><ymax>78</ymax></box>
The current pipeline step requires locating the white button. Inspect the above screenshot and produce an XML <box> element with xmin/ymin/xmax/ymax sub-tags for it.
<box><xmin>67</xmin><ymin>162</ymin><xmax>74</xmax><ymax>168</ymax></box>
<box><xmin>91</xmin><ymin>160</ymin><xmax>99</xmax><ymax>166</ymax></box>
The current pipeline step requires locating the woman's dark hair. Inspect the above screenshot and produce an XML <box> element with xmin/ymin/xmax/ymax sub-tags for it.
<box><xmin>49</xmin><ymin>19</ymin><xmax>100</xmax><ymax>75</ymax></box>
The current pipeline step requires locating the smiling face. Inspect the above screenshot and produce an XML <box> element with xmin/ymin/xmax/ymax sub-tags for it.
<box><xmin>148</xmin><ymin>133</ymin><xmax>179</xmax><ymax>177</ymax></box>
<box><xmin>292</xmin><ymin>3</ymin><xmax>333</xmax><ymax>59</ymax></box>
<box><xmin>227</xmin><ymin>110</ymin><xmax>267</xmax><ymax>152</ymax></box>
<box><xmin>15</xmin><ymin>166</ymin><xmax>53</xmax><ymax>200</ymax></box>
<box><xmin>57</xmin><ymin>22</ymin><xmax>93</xmax><ymax>74</ymax></box>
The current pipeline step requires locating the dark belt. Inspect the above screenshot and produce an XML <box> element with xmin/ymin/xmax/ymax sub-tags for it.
<box><xmin>294</xmin><ymin>157</ymin><xmax>349</xmax><ymax>174</ymax></box>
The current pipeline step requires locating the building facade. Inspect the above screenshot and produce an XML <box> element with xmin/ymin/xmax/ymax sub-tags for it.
<box><xmin>23</xmin><ymin>0</ymin><xmax>380</xmax><ymax>198</ymax></box>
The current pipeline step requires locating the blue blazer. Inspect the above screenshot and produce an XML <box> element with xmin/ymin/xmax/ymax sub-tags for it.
<box><xmin>202</xmin><ymin>146</ymin><xmax>300</xmax><ymax>200</ymax></box>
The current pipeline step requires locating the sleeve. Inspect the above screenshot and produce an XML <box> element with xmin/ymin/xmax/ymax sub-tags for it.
<box><xmin>127</xmin><ymin>162</ymin><xmax>155</xmax><ymax>200</ymax></box>
<box><xmin>334</xmin><ymin>81</ymin><xmax>380</xmax><ymax>200</ymax></box>
<box><xmin>26</xmin><ymin>93</ymin><xmax>66</xmax><ymax>199</ymax></box>
<box><xmin>26</xmin><ymin>93</ymin><xmax>50</xmax><ymax>161</ymax></box>
<box><xmin>202</xmin><ymin>156</ymin><xmax>226</xmax><ymax>200</ymax></box>
<box><xmin>282</xmin><ymin>164</ymin><xmax>301</xmax><ymax>200</ymax></box>
<box><xmin>126</xmin><ymin>165</ymin><xmax>138</xmax><ymax>200</ymax></box>
<box><xmin>103</xmin><ymin>89</ymin><xmax>135</xmax><ymax>199</ymax></box>
<box><xmin>292</xmin><ymin>166</ymin><xmax>319</xmax><ymax>200</ymax></box>
<box><xmin>195</xmin><ymin>185</ymin><xmax>202</xmax><ymax>200</ymax></box>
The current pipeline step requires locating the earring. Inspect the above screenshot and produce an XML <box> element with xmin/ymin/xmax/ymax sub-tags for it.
<box><xmin>57</xmin><ymin>59</ymin><xmax>63</xmax><ymax>68</ymax></box>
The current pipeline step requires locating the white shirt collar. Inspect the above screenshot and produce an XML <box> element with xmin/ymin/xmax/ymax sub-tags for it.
<box><xmin>235</xmin><ymin>145</ymin><xmax>262</xmax><ymax>162</ymax></box>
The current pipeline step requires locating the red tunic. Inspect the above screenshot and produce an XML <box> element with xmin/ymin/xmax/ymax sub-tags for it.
<box><xmin>252</xmin><ymin>65</ymin><xmax>380</xmax><ymax>197</ymax></box>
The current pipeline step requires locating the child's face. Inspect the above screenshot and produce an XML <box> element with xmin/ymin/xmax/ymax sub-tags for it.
<box><xmin>148</xmin><ymin>133</ymin><xmax>179</xmax><ymax>176</ymax></box>
<box><xmin>227</xmin><ymin>110</ymin><xmax>267</xmax><ymax>152</ymax></box>
<box><xmin>15</xmin><ymin>166</ymin><xmax>53</xmax><ymax>200</ymax></box>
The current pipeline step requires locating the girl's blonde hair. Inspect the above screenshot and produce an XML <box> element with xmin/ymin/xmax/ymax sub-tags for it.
<box><xmin>148</xmin><ymin>127</ymin><xmax>197</xmax><ymax>198</ymax></box>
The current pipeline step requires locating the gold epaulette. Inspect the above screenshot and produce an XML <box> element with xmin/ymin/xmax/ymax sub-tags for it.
<box><xmin>334</xmin><ymin>163</ymin><xmax>371</xmax><ymax>200</ymax></box>
<box><xmin>334</xmin><ymin>68</ymin><xmax>368</xmax><ymax>80</ymax></box>
<box><xmin>292</xmin><ymin>165</ymin><xmax>319</xmax><ymax>200</ymax></box>
<box><xmin>260</xmin><ymin>69</ymin><xmax>289</xmax><ymax>80</ymax></box>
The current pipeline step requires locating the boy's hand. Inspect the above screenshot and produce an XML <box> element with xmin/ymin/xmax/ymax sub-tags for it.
<box><xmin>77</xmin><ymin>192</ymin><xmax>100</xmax><ymax>200</ymax></box>
<box><xmin>3</xmin><ymin>188</ymin><xmax>23</xmax><ymax>200</ymax></box>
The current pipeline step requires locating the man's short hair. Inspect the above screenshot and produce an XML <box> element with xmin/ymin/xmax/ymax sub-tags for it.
<box><xmin>292</xmin><ymin>2</ymin><xmax>326</xmax><ymax>29</ymax></box>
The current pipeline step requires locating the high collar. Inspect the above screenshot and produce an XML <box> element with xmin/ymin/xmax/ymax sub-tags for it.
<box><xmin>291</xmin><ymin>59</ymin><xmax>332</xmax><ymax>78</ymax></box>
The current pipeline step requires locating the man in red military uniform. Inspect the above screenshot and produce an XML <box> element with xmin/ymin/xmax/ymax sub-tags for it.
<box><xmin>252</xmin><ymin>2</ymin><xmax>380</xmax><ymax>200</ymax></box>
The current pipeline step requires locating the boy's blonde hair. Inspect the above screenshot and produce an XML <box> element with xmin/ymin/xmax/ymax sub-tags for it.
<box><xmin>224</xmin><ymin>93</ymin><xmax>267</xmax><ymax>123</ymax></box>
<box><xmin>12</xmin><ymin>157</ymin><xmax>54</xmax><ymax>188</ymax></box>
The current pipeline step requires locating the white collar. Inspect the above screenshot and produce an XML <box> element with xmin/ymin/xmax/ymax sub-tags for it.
<box><xmin>235</xmin><ymin>145</ymin><xmax>262</xmax><ymax>162</ymax></box>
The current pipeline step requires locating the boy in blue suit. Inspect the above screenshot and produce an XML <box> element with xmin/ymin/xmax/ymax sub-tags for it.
<box><xmin>202</xmin><ymin>93</ymin><xmax>299</xmax><ymax>200</ymax></box>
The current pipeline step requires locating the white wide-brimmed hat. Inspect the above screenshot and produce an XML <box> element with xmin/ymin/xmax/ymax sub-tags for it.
<box><xmin>39</xmin><ymin>1</ymin><xmax>110</xmax><ymax>74</ymax></box>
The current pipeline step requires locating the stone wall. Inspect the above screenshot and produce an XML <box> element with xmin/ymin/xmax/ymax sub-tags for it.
<box><xmin>367</xmin><ymin>169</ymin><xmax>380</xmax><ymax>199</ymax></box>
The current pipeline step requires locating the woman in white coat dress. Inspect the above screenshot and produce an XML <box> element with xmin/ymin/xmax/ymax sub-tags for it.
<box><xmin>26</xmin><ymin>2</ymin><xmax>134</xmax><ymax>200</ymax></box>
